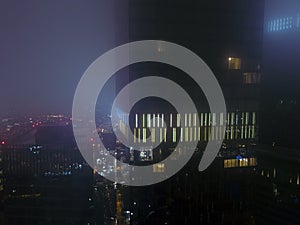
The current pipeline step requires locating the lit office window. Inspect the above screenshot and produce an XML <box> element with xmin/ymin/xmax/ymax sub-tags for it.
<box><xmin>211</xmin><ymin>127</ymin><xmax>215</xmax><ymax>140</ymax></box>
<box><xmin>135</xmin><ymin>114</ymin><xmax>138</xmax><ymax>128</ymax></box>
<box><xmin>153</xmin><ymin>114</ymin><xmax>156</xmax><ymax>127</ymax></box>
<box><xmin>243</xmin><ymin>72</ymin><xmax>261</xmax><ymax>84</ymax></box>
<box><xmin>180</xmin><ymin>128</ymin><xmax>183</xmax><ymax>142</ymax></box>
<box><xmin>134</xmin><ymin>128</ymin><xmax>137</xmax><ymax>143</ymax></box>
<box><xmin>252</xmin><ymin>112</ymin><xmax>256</xmax><ymax>125</ymax></box>
<box><xmin>251</xmin><ymin>126</ymin><xmax>255</xmax><ymax>139</ymax></box>
<box><xmin>170</xmin><ymin>114</ymin><xmax>173</xmax><ymax>127</ymax></box>
<box><xmin>188</xmin><ymin>113</ymin><xmax>192</xmax><ymax>127</ymax></box>
<box><xmin>157</xmin><ymin>114</ymin><xmax>160</xmax><ymax>127</ymax></box>
<box><xmin>157</xmin><ymin>41</ymin><xmax>166</xmax><ymax>53</ymax></box>
<box><xmin>228</xmin><ymin>57</ymin><xmax>241</xmax><ymax>69</ymax></box>
<box><xmin>162</xmin><ymin>114</ymin><xmax>164</xmax><ymax>127</ymax></box>
<box><xmin>241</xmin><ymin>126</ymin><xmax>244</xmax><ymax>139</ymax></box>
<box><xmin>173</xmin><ymin>128</ymin><xmax>176</xmax><ymax>143</ymax></box>
<box><xmin>240</xmin><ymin>158</ymin><xmax>248</xmax><ymax>167</ymax></box>
<box><xmin>249</xmin><ymin>158</ymin><xmax>257</xmax><ymax>166</ymax></box>
<box><xmin>142</xmin><ymin>114</ymin><xmax>145</xmax><ymax>127</ymax></box>
<box><xmin>177</xmin><ymin>114</ymin><xmax>180</xmax><ymax>127</ymax></box>
<box><xmin>220</xmin><ymin>113</ymin><xmax>224</xmax><ymax>126</ymax></box>
<box><xmin>153</xmin><ymin>163</ymin><xmax>165</xmax><ymax>173</ymax></box>
<box><xmin>227</xmin><ymin>113</ymin><xmax>230</xmax><ymax>126</ymax></box>
<box><xmin>138</xmin><ymin>128</ymin><xmax>141</xmax><ymax>143</ymax></box>
<box><xmin>143</xmin><ymin>128</ymin><xmax>147</xmax><ymax>143</ymax></box>
<box><xmin>189</xmin><ymin>128</ymin><xmax>193</xmax><ymax>142</ymax></box>
<box><xmin>248</xmin><ymin>126</ymin><xmax>252</xmax><ymax>139</ymax></box>
<box><xmin>147</xmin><ymin>114</ymin><xmax>151</xmax><ymax>128</ymax></box>
<box><xmin>159</xmin><ymin>128</ymin><xmax>163</xmax><ymax>142</ymax></box>
<box><xmin>212</xmin><ymin>113</ymin><xmax>216</xmax><ymax>126</ymax></box>
<box><xmin>151</xmin><ymin>128</ymin><xmax>155</xmax><ymax>143</ymax></box>
<box><xmin>185</xmin><ymin>128</ymin><xmax>189</xmax><ymax>142</ymax></box>
<box><xmin>184</xmin><ymin>113</ymin><xmax>187</xmax><ymax>127</ymax></box>
<box><xmin>193</xmin><ymin>113</ymin><xmax>197</xmax><ymax>126</ymax></box>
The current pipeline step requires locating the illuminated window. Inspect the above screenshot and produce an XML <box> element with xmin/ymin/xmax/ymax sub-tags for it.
<box><xmin>204</xmin><ymin>113</ymin><xmax>207</xmax><ymax>126</ymax></box>
<box><xmin>173</xmin><ymin>128</ymin><xmax>176</xmax><ymax>142</ymax></box>
<box><xmin>157</xmin><ymin>41</ymin><xmax>165</xmax><ymax>53</ymax></box>
<box><xmin>142</xmin><ymin>114</ymin><xmax>145</xmax><ymax>127</ymax></box>
<box><xmin>138</xmin><ymin>128</ymin><xmax>141</xmax><ymax>143</ymax></box>
<box><xmin>134</xmin><ymin>128</ymin><xmax>137</xmax><ymax>143</ymax></box>
<box><xmin>147</xmin><ymin>114</ymin><xmax>151</xmax><ymax>128</ymax></box>
<box><xmin>200</xmin><ymin>113</ymin><xmax>204</xmax><ymax>126</ymax></box>
<box><xmin>153</xmin><ymin>163</ymin><xmax>165</xmax><ymax>173</ymax></box>
<box><xmin>135</xmin><ymin>114</ymin><xmax>138</xmax><ymax>128</ymax></box>
<box><xmin>228</xmin><ymin>57</ymin><xmax>241</xmax><ymax>70</ymax></box>
<box><xmin>159</xmin><ymin>128</ymin><xmax>163</xmax><ymax>142</ymax></box>
<box><xmin>243</xmin><ymin>72</ymin><xmax>261</xmax><ymax>84</ymax></box>
<box><xmin>245</xmin><ymin>112</ymin><xmax>249</xmax><ymax>125</ymax></box>
<box><xmin>151</xmin><ymin>128</ymin><xmax>155</xmax><ymax>143</ymax></box>
<box><xmin>212</xmin><ymin>113</ymin><xmax>216</xmax><ymax>126</ymax></box>
<box><xmin>189</xmin><ymin>128</ymin><xmax>193</xmax><ymax>142</ymax></box>
<box><xmin>193</xmin><ymin>113</ymin><xmax>197</xmax><ymax>126</ymax></box>
<box><xmin>180</xmin><ymin>128</ymin><xmax>183</xmax><ymax>142</ymax></box>
<box><xmin>177</xmin><ymin>114</ymin><xmax>180</xmax><ymax>127</ymax></box>
<box><xmin>220</xmin><ymin>113</ymin><xmax>224</xmax><ymax>126</ymax></box>
<box><xmin>143</xmin><ymin>128</ymin><xmax>147</xmax><ymax>143</ymax></box>
<box><xmin>185</xmin><ymin>128</ymin><xmax>189</xmax><ymax>142</ymax></box>
<box><xmin>211</xmin><ymin>127</ymin><xmax>215</xmax><ymax>140</ymax></box>
<box><xmin>152</xmin><ymin>114</ymin><xmax>156</xmax><ymax>127</ymax></box>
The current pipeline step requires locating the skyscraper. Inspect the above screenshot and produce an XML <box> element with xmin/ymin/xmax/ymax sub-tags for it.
<box><xmin>262</xmin><ymin>0</ymin><xmax>300</xmax><ymax>147</ymax></box>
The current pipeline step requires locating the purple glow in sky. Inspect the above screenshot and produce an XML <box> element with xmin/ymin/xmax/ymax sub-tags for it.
<box><xmin>0</xmin><ymin>0</ymin><xmax>127</xmax><ymax>116</ymax></box>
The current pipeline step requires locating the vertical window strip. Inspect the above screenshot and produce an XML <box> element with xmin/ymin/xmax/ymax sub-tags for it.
<box><xmin>135</xmin><ymin>114</ymin><xmax>138</xmax><ymax>128</ymax></box>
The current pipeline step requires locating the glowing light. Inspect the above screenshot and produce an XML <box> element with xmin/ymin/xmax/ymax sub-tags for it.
<box><xmin>1</xmin><ymin>141</ymin><xmax>5</xmax><ymax>145</ymax></box>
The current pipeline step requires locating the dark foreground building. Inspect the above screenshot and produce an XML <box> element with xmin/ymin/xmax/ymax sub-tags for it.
<box><xmin>93</xmin><ymin>1</ymin><xmax>265</xmax><ymax>225</ymax></box>
<box><xmin>261</xmin><ymin>0</ymin><xmax>300</xmax><ymax>148</ymax></box>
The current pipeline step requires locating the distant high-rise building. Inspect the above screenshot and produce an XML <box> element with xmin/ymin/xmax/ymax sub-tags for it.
<box><xmin>262</xmin><ymin>0</ymin><xmax>300</xmax><ymax>147</ymax></box>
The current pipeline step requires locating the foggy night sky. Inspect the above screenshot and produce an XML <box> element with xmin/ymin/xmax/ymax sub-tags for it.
<box><xmin>2</xmin><ymin>0</ymin><xmax>300</xmax><ymax>117</ymax></box>
<box><xmin>0</xmin><ymin>0</ymin><xmax>123</xmax><ymax>116</ymax></box>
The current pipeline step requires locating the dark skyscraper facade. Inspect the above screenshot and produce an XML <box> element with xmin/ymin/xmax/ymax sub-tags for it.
<box><xmin>106</xmin><ymin>0</ymin><xmax>264</xmax><ymax>150</ymax></box>
<box><xmin>262</xmin><ymin>0</ymin><xmax>300</xmax><ymax>147</ymax></box>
